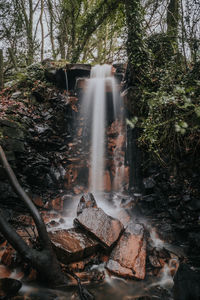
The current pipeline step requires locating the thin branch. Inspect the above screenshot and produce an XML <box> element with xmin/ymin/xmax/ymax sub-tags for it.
<box><xmin>0</xmin><ymin>146</ymin><xmax>51</xmax><ymax>249</ymax></box>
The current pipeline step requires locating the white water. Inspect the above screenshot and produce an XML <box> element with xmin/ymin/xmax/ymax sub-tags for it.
<box><xmin>81</xmin><ymin>64</ymin><xmax>124</xmax><ymax>196</ymax></box>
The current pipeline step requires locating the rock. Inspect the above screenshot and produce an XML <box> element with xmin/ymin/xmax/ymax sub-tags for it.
<box><xmin>77</xmin><ymin>193</ymin><xmax>97</xmax><ymax>216</ymax></box>
<box><xmin>15</xmin><ymin>215</ymin><xmax>34</xmax><ymax>226</ymax></box>
<box><xmin>74</xmin><ymin>208</ymin><xmax>124</xmax><ymax>248</ymax></box>
<box><xmin>10</xmin><ymin>91</ymin><xmax>22</xmax><ymax>99</ymax></box>
<box><xmin>106</xmin><ymin>222</ymin><xmax>146</xmax><ymax>279</ymax></box>
<box><xmin>0</xmin><ymin>264</ymin><xmax>11</xmax><ymax>278</ymax></box>
<box><xmin>41</xmin><ymin>211</ymin><xmax>61</xmax><ymax>224</ymax></box>
<box><xmin>48</xmin><ymin>228</ymin><xmax>99</xmax><ymax>264</ymax></box>
<box><xmin>2</xmin><ymin>126</ymin><xmax>24</xmax><ymax>140</ymax></box>
<box><xmin>32</xmin><ymin>195</ymin><xmax>44</xmax><ymax>207</ymax></box>
<box><xmin>73</xmin><ymin>185</ymin><xmax>85</xmax><ymax>195</ymax></box>
<box><xmin>46</xmin><ymin>196</ymin><xmax>64</xmax><ymax>211</ymax></box>
<box><xmin>149</xmin><ymin>255</ymin><xmax>162</xmax><ymax>268</ymax></box>
<box><xmin>67</xmin><ymin>270</ymin><xmax>104</xmax><ymax>286</ymax></box>
<box><xmin>173</xmin><ymin>263</ymin><xmax>200</xmax><ymax>300</ymax></box>
<box><xmin>1</xmin><ymin>246</ymin><xmax>17</xmax><ymax>268</ymax></box>
<box><xmin>0</xmin><ymin>278</ymin><xmax>22</xmax><ymax>298</ymax></box>
<box><xmin>51</xmin><ymin>197</ymin><xmax>63</xmax><ymax>211</ymax></box>
<box><xmin>104</xmin><ymin>170</ymin><xmax>112</xmax><ymax>192</ymax></box>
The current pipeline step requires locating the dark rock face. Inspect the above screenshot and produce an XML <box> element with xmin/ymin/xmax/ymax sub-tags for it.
<box><xmin>106</xmin><ymin>222</ymin><xmax>146</xmax><ymax>279</ymax></box>
<box><xmin>77</xmin><ymin>193</ymin><xmax>97</xmax><ymax>216</ymax></box>
<box><xmin>74</xmin><ymin>207</ymin><xmax>124</xmax><ymax>248</ymax></box>
<box><xmin>0</xmin><ymin>278</ymin><xmax>22</xmax><ymax>297</ymax></box>
<box><xmin>173</xmin><ymin>263</ymin><xmax>200</xmax><ymax>300</ymax></box>
<box><xmin>48</xmin><ymin>228</ymin><xmax>99</xmax><ymax>264</ymax></box>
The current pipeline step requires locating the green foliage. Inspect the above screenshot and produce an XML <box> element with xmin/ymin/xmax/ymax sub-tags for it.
<box><xmin>138</xmin><ymin>77</ymin><xmax>200</xmax><ymax>162</ymax></box>
<box><xmin>125</xmin><ymin>0</ymin><xmax>151</xmax><ymax>88</ymax></box>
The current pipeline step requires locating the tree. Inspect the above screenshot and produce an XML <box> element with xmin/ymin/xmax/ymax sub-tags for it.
<box><xmin>51</xmin><ymin>0</ymin><xmax>123</xmax><ymax>62</ymax></box>
<box><xmin>0</xmin><ymin>49</ymin><xmax>3</xmax><ymax>89</ymax></box>
<box><xmin>124</xmin><ymin>0</ymin><xmax>150</xmax><ymax>193</ymax></box>
<box><xmin>0</xmin><ymin>146</ymin><xmax>65</xmax><ymax>286</ymax></box>
<box><xmin>167</xmin><ymin>0</ymin><xmax>180</xmax><ymax>51</ymax></box>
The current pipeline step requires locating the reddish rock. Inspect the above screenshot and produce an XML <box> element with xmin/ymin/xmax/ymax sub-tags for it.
<box><xmin>66</xmin><ymin>270</ymin><xmax>105</xmax><ymax>286</ymax></box>
<box><xmin>124</xmin><ymin>166</ymin><xmax>129</xmax><ymax>184</ymax></box>
<box><xmin>41</xmin><ymin>211</ymin><xmax>61</xmax><ymax>224</ymax></box>
<box><xmin>51</xmin><ymin>196</ymin><xmax>64</xmax><ymax>211</ymax></box>
<box><xmin>0</xmin><ymin>264</ymin><xmax>11</xmax><ymax>278</ymax></box>
<box><xmin>104</xmin><ymin>170</ymin><xmax>111</xmax><ymax>192</ymax></box>
<box><xmin>107</xmin><ymin>120</ymin><xmax>123</xmax><ymax>136</ymax></box>
<box><xmin>68</xmin><ymin>261</ymin><xmax>86</xmax><ymax>271</ymax></box>
<box><xmin>0</xmin><ymin>241</ymin><xmax>7</xmax><ymax>260</ymax></box>
<box><xmin>15</xmin><ymin>215</ymin><xmax>34</xmax><ymax>226</ymax></box>
<box><xmin>64</xmin><ymin>165</ymin><xmax>78</xmax><ymax>189</ymax></box>
<box><xmin>117</xmin><ymin>210</ymin><xmax>131</xmax><ymax>226</ymax></box>
<box><xmin>116</xmin><ymin>135</ymin><xmax>125</xmax><ymax>148</ymax></box>
<box><xmin>73</xmin><ymin>185</ymin><xmax>85</xmax><ymax>195</ymax></box>
<box><xmin>74</xmin><ymin>208</ymin><xmax>124</xmax><ymax>248</ymax></box>
<box><xmin>31</xmin><ymin>195</ymin><xmax>43</xmax><ymax>208</ymax></box>
<box><xmin>77</xmin><ymin>193</ymin><xmax>97</xmax><ymax>216</ymax></box>
<box><xmin>106</xmin><ymin>222</ymin><xmax>146</xmax><ymax>279</ymax></box>
<box><xmin>48</xmin><ymin>228</ymin><xmax>99</xmax><ymax>264</ymax></box>
<box><xmin>1</xmin><ymin>246</ymin><xmax>17</xmax><ymax>268</ymax></box>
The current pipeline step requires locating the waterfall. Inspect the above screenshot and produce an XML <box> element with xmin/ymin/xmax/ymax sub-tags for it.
<box><xmin>80</xmin><ymin>64</ymin><xmax>125</xmax><ymax>196</ymax></box>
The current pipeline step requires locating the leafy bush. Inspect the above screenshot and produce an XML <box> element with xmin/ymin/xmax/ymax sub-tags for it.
<box><xmin>138</xmin><ymin>73</ymin><xmax>200</xmax><ymax>164</ymax></box>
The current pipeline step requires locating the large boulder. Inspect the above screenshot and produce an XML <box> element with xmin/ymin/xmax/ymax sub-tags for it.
<box><xmin>74</xmin><ymin>207</ymin><xmax>124</xmax><ymax>248</ymax></box>
<box><xmin>106</xmin><ymin>222</ymin><xmax>146</xmax><ymax>279</ymax></box>
<box><xmin>49</xmin><ymin>228</ymin><xmax>99</xmax><ymax>264</ymax></box>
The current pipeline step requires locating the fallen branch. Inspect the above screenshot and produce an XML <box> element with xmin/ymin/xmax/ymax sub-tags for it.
<box><xmin>0</xmin><ymin>146</ymin><xmax>65</xmax><ymax>286</ymax></box>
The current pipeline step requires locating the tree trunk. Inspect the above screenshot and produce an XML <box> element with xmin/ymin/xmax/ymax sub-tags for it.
<box><xmin>8</xmin><ymin>48</ymin><xmax>18</xmax><ymax>71</ymax></box>
<box><xmin>124</xmin><ymin>0</ymin><xmax>148</xmax><ymax>193</ymax></box>
<box><xmin>47</xmin><ymin>0</ymin><xmax>56</xmax><ymax>59</ymax></box>
<box><xmin>27</xmin><ymin>0</ymin><xmax>34</xmax><ymax>65</ymax></box>
<box><xmin>0</xmin><ymin>49</ymin><xmax>3</xmax><ymax>89</ymax></box>
<box><xmin>167</xmin><ymin>0</ymin><xmax>179</xmax><ymax>50</ymax></box>
<box><xmin>40</xmin><ymin>0</ymin><xmax>44</xmax><ymax>61</ymax></box>
<box><xmin>0</xmin><ymin>146</ymin><xmax>65</xmax><ymax>286</ymax></box>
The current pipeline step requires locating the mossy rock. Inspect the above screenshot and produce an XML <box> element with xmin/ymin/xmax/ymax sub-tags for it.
<box><xmin>2</xmin><ymin>126</ymin><xmax>24</xmax><ymax>140</ymax></box>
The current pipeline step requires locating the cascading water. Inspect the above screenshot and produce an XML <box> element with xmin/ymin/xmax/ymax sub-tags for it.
<box><xmin>80</xmin><ymin>64</ymin><xmax>125</xmax><ymax>196</ymax></box>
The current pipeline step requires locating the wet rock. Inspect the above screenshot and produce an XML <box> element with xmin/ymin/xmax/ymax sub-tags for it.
<box><xmin>173</xmin><ymin>263</ymin><xmax>200</xmax><ymax>300</ymax></box>
<box><xmin>0</xmin><ymin>278</ymin><xmax>22</xmax><ymax>298</ymax></box>
<box><xmin>77</xmin><ymin>193</ymin><xmax>97</xmax><ymax>216</ymax></box>
<box><xmin>15</xmin><ymin>215</ymin><xmax>34</xmax><ymax>226</ymax></box>
<box><xmin>31</xmin><ymin>195</ymin><xmax>44</xmax><ymax>207</ymax></box>
<box><xmin>117</xmin><ymin>209</ymin><xmax>131</xmax><ymax>226</ymax></box>
<box><xmin>35</xmin><ymin>124</ymin><xmax>50</xmax><ymax>134</ymax></box>
<box><xmin>74</xmin><ymin>208</ymin><xmax>124</xmax><ymax>248</ymax></box>
<box><xmin>148</xmin><ymin>255</ymin><xmax>162</xmax><ymax>268</ymax></box>
<box><xmin>73</xmin><ymin>185</ymin><xmax>85</xmax><ymax>195</ymax></box>
<box><xmin>106</xmin><ymin>222</ymin><xmax>146</xmax><ymax>279</ymax></box>
<box><xmin>48</xmin><ymin>228</ymin><xmax>99</xmax><ymax>264</ymax></box>
<box><xmin>1</xmin><ymin>246</ymin><xmax>18</xmax><ymax>268</ymax></box>
<box><xmin>0</xmin><ymin>264</ymin><xmax>11</xmax><ymax>278</ymax></box>
<box><xmin>104</xmin><ymin>170</ymin><xmax>112</xmax><ymax>192</ymax></box>
<box><xmin>67</xmin><ymin>270</ymin><xmax>104</xmax><ymax>287</ymax></box>
<box><xmin>45</xmin><ymin>196</ymin><xmax>64</xmax><ymax>212</ymax></box>
<box><xmin>41</xmin><ymin>211</ymin><xmax>61</xmax><ymax>224</ymax></box>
